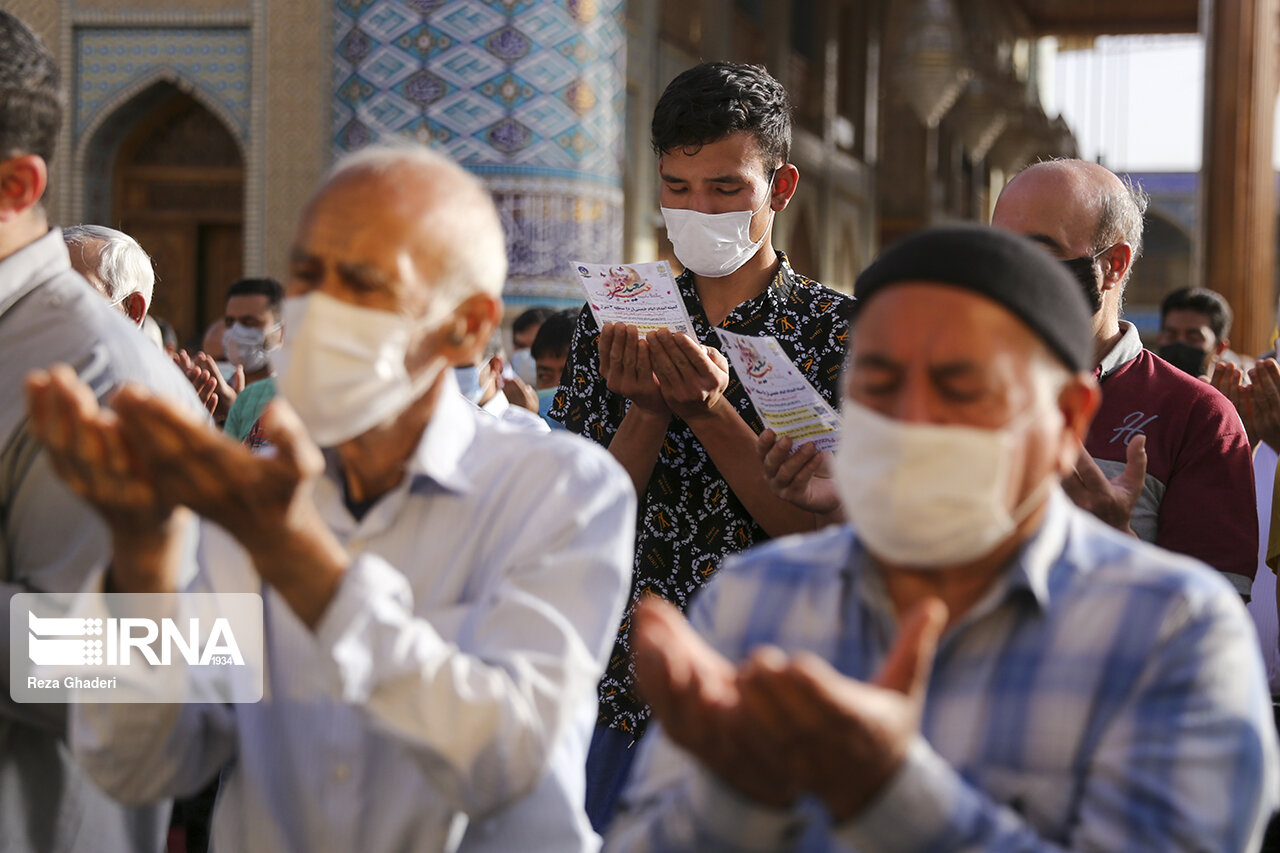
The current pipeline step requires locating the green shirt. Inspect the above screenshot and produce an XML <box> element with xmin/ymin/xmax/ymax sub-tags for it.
<box><xmin>224</xmin><ymin>375</ymin><xmax>277</xmax><ymax>443</ymax></box>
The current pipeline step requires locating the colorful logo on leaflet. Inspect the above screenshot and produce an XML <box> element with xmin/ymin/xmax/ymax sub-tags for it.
<box><xmin>736</xmin><ymin>340</ymin><xmax>771</xmax><ymax>379</ymax></box>
<box><xmin>601</xmin><ymin>265</ymin><xmax>651</xmax><ymax>299</ymax></box>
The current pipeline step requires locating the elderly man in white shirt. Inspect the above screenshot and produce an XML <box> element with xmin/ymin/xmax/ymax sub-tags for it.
<box><xmin>26</xmin><ymin>144</ymin><xmax>635</xmax><ymax>852</ymax></box>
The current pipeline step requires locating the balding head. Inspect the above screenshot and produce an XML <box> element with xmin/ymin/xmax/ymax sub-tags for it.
<box><xmin>282</xmin><ymin>143</ymin><xmax>507</xmax><ymax>445</ymax></box>
<box><xmin>992</xmin><ymin>160</ymin><xmax>1148</xmax><ymax>353</ymax></box>
<box><xmin>315</xmin><ymin>145</ymin><xmax>507</xmax><ymax>311</ymax></box>
<box><xmin>993</xmin><ymin>160</ymin><xmax>1147</xmax><ymax>261</ymax></box>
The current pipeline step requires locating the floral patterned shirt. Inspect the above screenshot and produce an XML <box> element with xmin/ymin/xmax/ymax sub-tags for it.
<box><xmin>549</xmin><ymin>254</ymin><xmax>855</xmax><ymax>736</ymax></box>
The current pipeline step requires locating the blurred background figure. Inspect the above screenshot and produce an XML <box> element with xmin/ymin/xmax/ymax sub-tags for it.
<box><xmin>1156</xmin><ymin>286</ymin><xmax>1247</xmax><ymax>378</ymax></box>
<box><xmin>175</xmin><ymin>278</ymin><xmax>282</xmax><ymax>426</ymax></box>
<box><xmin>531</xmin><ymin>308</ymin><xmax>578</xmax><ymax>429</ymax></box>
<box><xmin>63</xmin><ymin>223</ymin><xmax>154</xmax><ymax>326</ymax></box>
<box><xmin>220</xmin><ymin>278</ymin><xmax>284</xmax><ymax>449</ymax></box>
<box><xmin>220</xmin><ymin>277</ymin><xmax>283</xmax><ymax>386</ymax></box>
<box><xmin>510</xmin><ymin>305</ymin><xmax>555</xmax><ymax>387</ymax></box>
<box><xmin>146</xmin><ymin>314</ymin><xmax>178</xmax><ymax>353</ymax></box>
<box><xmin>455</xmin><ymin>333</ymin><xmax>549</xmax><ymax>433</ymax></box>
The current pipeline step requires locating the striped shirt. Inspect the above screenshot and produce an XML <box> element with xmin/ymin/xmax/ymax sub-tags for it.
<box><xmin>606</xmin><ymin>490</ymin><xmax>1280</xmax><ymax>852</ymax></box>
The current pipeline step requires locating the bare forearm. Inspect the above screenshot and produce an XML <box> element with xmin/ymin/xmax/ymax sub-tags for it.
<box><xmin>607</xmin><ymin>404</ymin><xmax>671</xmax><ymax>498</ymax></box>
<box><xmin>690</xmin><ymin>404</ymin><xmax>819</xmax><ymax>538</ymax></box>
<box><xmin>106</xmin><ymin>508</ymin><xmax>194</xmax><ymax>594</ymax></box>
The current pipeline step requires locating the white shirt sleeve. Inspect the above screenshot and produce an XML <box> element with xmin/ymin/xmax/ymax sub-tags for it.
<box><xmin>313</xmin><ymin>445</ymin><xmax>634</xmax><ymax>818</ymax></box>
<box><xmin>67</xmin><ymin>528</ymin><xmax>240</xmax><ymax>806</ymax></box>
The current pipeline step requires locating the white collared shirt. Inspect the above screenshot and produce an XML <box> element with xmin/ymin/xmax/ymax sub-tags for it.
<box><xmin>73</xmin><ymin>380</ymin><xmax>635</xmax><ymax>852</ymax></box>
<box><xmin>479</xmin><ymin>387</ymin><xmax>550</xmax><ymax>433</ymax></box>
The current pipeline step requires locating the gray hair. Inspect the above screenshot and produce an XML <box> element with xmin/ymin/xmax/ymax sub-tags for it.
<box><xmin>1091</xmin><ymin>174</ymin><xmax>1149</xmax><ymax>270</ymax></box>
<box><xmin>325</xmin><ymin>143</ymin><xmax>508</xmax><ymax>307</ymax></box>
<box><xmin>63</xmin><ymin>224</ymin><xmax>155</xmax><ymax>307</ymax></box>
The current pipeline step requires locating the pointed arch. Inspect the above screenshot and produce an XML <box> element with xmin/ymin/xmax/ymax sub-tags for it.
<box><xmin>71</xmin><ymin>78</ymin><xmax>246</xmax><ymax>347</ymax></box>
<box><xmin>77</xmin><ymin>66</ymin><xmax>247</xmax><ymax>161</ymax></box>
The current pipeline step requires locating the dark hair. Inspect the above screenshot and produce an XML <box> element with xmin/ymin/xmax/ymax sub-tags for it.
<box><xmin>1161</xmin><ymin>286</ymin><xmax>1233</xmax><ymax>342</ymax></box>
<box><xmin>226</xmin><ymin>277</ymin><xmax>284</xmax><ymax>313</ymax></box>
<box><xmin>513</xmin><ymin>306</ymin><xmax>556</xmax><ymax>337</ymax></box>
<box><xmin>531</xmin><ymin>308</ymin><xmax>578</xmax><ymax>360</ymax></box>
<box><xmin>651</xmin><ymin>62</ymin><xmax>791</xmax><ymax>175</ymax></box>
<box><xmin>0</xmin><ymin>11</ymin><xmax>62</xmax><ymax>163</ymax></box>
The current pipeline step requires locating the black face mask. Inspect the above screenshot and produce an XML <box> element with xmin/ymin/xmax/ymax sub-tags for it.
<box><xmin>1157</xmin><ymin>342</ymin><xmax>1210</xmax><ymax>377</ymax></box>
<box><xmin>1061</xmin><ymin>255</ymin><xmax>1102</xmax><ymax>315</ymax></box>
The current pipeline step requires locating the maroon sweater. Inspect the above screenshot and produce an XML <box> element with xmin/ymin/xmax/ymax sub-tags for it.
<box><xmin>1085</xmin><ymin>325</ymin><xmax>1257</xmax><ymax>595</ymax></box>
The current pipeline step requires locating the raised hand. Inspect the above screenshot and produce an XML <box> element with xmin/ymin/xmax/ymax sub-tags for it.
<box><xmin>598</xmin><ymin>323</ymin><xmax>668</xmax><ymax>416</ymax></box>
<box><xmin>1062</xmin><ymin>437</ymin><xmax>1146</xmax><ymax>535</ymax></box>
<box><xmin>1210</xmin><ymin>361</ymin><xmax>1256</xmax><ymax>446</ymax></box>
<box><xmin>172</xmin><ymin>348</ymin><xmax>220</xmax><ymax>416</ymax></box>
<box><xmin>646</xmin><ymin>329</ymin><xmax>730</xmax><ymax>422</ymax></box>
<box><xmin>26</xmin><ymin>364</ymin><xmax>174</xmax><ymax>535</ymax></box>
<box><xmin>108</xmin><ymin>387</ymin><xmax>347</xmax><ymax>625</ymax></box>
<box><xmin>735</xmin><ymin>599</ymin><xmax>947</xmax><ymax>821</ymax></box>
<box><xmin>1247</xmin><ymin>359</ymin><xmax>1280</xmax><ymax>452</ymax></box>
<box><xmin>106</xmin><ymin>387</ymin><xmax>322</xmax><ymax>554</ymax></box>
<box><xmin>195</xmin><ymin>350</ymin><xmax>244</xmax><ymax>413</ymax></box>
<box><xmin>632</xmin><ymin>596</ymin><xmax>797</xmax><ymax>807</ymax></box>
<box><xmin>757</xmin><ymin>429</ymin><xmax>842</xmax><ymax>517</ymax></box>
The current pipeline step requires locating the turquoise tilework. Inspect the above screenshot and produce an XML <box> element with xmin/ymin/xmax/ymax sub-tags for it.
<box><xmin>75</xmin><ymin>28</ymin><xmax>251</xmax><ymax>140</ymax></box>
<box><xmin>331</xmin><ymin>0</ymin><xmax>623</xmax><ymax>179</ymax></box>
<box><xmin>332</xmin><ymin>0</ymin><xmax>625</xmax><ymax>300</ymax></box>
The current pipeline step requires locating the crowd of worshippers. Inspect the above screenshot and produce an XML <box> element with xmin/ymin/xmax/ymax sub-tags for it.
<box><xmin>4</xmin><ymin>8</ymin><xmax>1280</xmax><ymax>853</ymax></box>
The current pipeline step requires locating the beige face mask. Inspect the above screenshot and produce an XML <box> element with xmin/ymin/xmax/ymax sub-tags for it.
<box><xmin>833</xmin><ymin>398</ymin><xmax>1055</xmax><ymax>568</ymax></box>
<box><xmin>274</xmin><ymin>292</ymin><xmax>443</xmax><ymax>447</ymax></box>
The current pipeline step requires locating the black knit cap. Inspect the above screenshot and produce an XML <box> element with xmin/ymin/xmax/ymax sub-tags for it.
<box><xmin>853</xmin><ymin>224</ymin><xmax>1094</xmax><ymax>373</ymax></box>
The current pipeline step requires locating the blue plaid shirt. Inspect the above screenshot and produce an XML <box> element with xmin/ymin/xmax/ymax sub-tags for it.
<box><xmin>606</xmin><ymin>490</ymin><xmax>1280</xmax><ymax>852</ymax></box>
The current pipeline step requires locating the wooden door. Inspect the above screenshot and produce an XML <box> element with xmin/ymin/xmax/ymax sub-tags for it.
<box><xmin>112</xmin><ymin>91</ymin><xmax>244</xmax><ymax>347</ymax></box>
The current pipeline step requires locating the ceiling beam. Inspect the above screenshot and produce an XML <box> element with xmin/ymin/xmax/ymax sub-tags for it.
<box><xmin>1010</xmin><ymin>2</ymin><xmax>1198</xmax><ymax>36</ymax></box>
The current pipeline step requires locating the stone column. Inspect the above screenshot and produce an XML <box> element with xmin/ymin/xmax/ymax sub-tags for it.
<box><xmin>332</xmin><ymin>0</ymin><xmax>625</xmax><ymax>309</ymax></box>
<box><xmin>1200</xmin><ymin>0</ymin><xmax>1278</xmax><ymax>356</ymax></box>
<box><xmin>622</xmin><ymin>0</ymin><xmax>659</xmax><ymax>265</ymax></box>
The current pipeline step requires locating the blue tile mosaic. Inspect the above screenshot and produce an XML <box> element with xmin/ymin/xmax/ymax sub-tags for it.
<box><xmin>75</xmin><ymin>28</ymin><xmax>251</xmax><ymax>140</ymax></box>
<box><xmin>332</xmin><ymin>0</ymin><xmax>624</xmax><ymax>301</ymax></box>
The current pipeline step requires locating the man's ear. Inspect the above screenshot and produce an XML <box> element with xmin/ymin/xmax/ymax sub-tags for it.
<box><xmin>123</xmin><ymin>292</ymin><xmax>148</xmax><ymax>326</ymax></box>
<box><xmin>1215</xmin><ymin>337</ymin><xmax>1230</xmax><ymax>357</ymax></box>
<box><xmin>438</xmin><ymin>292</ymin><xmax>502</xmax><ymax>366</ymax></box>
<box><xmin>1099</xmin><ymin>243</ymin><xmax>1133</xmax><ymax>292</ymax></box>
<box><xmin>770</xmin><ymin>163</ymin><xmax>799</xmax><ymax>211</ymax></box>
<box><xmin>0</xmin><ymin>155</ymin><xmax>48</xmax><ymax>222</ymax></box>
<box><xmin>1054</xmin><ymin>375</ymin><xmax>1102</xmax><ymax>474</ymax></box>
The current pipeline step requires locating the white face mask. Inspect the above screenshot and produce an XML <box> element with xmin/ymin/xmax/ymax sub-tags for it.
<box><xmin>274</xmin><ymin>293</ymin><xmax>441</xmax><ymax>447</ymax></box>
<box><xmin>833</xmin><ymin>398</ymin><xmax>1055</xmax><ymax>568</ymax></box>
<box><xmin>223</xmin><ymin>321</ymin><xmax>281</xmax><ymax>374</ymax></box>
<box><xmin>660</xmin><ymin>171</ymin><xmax>776</xmax><ymax>278</ymax></box>
<box><xmin>510</xmin><ymin>347</ymin><xmax>537</xmax><ymax>386</ymax></box>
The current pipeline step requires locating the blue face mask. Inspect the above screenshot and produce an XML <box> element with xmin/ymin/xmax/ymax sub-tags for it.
<box><xmin>536</xmin><ymin>386</ymin><xmax>566</xmax><ymax>430</ymax></box>
<box><xmin>454</xmin><ymin>365</ymin><xmax>487</xmax><ymax>404</ymax></box>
